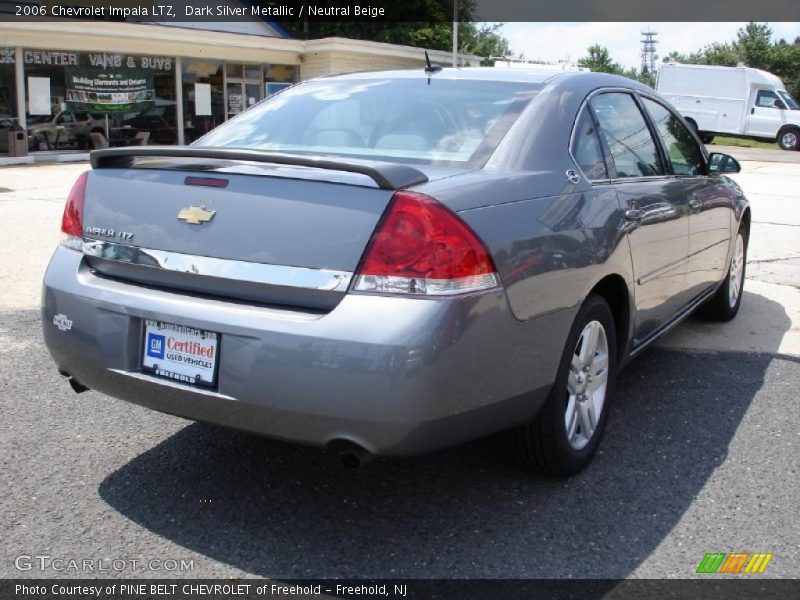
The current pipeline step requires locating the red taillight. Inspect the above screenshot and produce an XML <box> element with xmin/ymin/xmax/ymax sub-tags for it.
<box><xmin>60</xmin><ymin>171</ymin><xmax>88</xmax><ymax>250</ymax></box>
<box><xmin>353</xmin><ymin>191</ymin><xmax>499</xmax><ymax>296</ymax></box>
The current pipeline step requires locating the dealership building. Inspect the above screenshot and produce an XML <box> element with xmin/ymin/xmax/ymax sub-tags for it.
<box><xmin>0</xmin><ymin>12</ymin><xmax>479</xmax><ymax>159</ymax></box>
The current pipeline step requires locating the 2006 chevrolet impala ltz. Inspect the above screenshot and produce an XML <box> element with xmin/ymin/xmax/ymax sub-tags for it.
<box><xmin>42</xmin><ymin>68</ymin><xmax>749</xmax><ymax>475</ymax></box>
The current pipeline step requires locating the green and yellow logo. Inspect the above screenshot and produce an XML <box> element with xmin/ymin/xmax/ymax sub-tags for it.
<box><xmin>696</xmin><ymin>552</ymin><xmax>773</xmax><ymax>574</ymax></box>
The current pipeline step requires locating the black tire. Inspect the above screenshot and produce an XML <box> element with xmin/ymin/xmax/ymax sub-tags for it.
<box><xmin>511</xmin><ymin>294</ymin><xmax>617</xmax><ymax>477</ymax></box>
<box><xmin>698</xmin><ymin>225</ymin><xmax>748</xmax><ymax>321</ymax></box>
<box><xmin>777</xmin><ymin>127</ymin><xmax>800</xmax><ymax>151</ymax></box>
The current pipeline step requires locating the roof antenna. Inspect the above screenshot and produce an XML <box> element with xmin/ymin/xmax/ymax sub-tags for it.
<box><xmin>424</xmin><ymin>50</ymin><xmax>442</xmax><ymax>85</ymax></box>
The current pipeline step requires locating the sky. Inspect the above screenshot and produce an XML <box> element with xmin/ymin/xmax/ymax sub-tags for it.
<box><xmin>497</xmin><ymin>22</ymin><xmax>800</xmax><ymax>70</ymax></box>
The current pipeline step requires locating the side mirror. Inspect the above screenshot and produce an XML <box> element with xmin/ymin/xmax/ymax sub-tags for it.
<box><xmin>708</xmin><ymin>152</ymin><xmax>741</xmax><ymax>174</ymax></box>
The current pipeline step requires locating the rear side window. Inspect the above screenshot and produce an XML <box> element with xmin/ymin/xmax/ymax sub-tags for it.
<box><xmin>590</xmin><ymin>93</ymin><xmax>663</xmax><ymax>178</ymax></box>
<box><xmin>571</xmin><ymin>107</ymin><xmax>608</xmax><ymax>180</ymax></box>
<box><xmin>640</xmin><ymin>97</ymin><xmax>705</xmax><ymax>177</ymax></box>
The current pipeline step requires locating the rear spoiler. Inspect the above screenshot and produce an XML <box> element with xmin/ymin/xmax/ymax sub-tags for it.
<box><xmin>90</xmin><ymin>146</ymin><xmax>429</xmax><ymax>191</ymax></box>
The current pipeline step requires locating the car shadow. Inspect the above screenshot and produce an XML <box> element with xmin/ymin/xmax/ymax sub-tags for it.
<box><xmin>99</xmin><ymin>341</ymin><xmax>783</xmax><ymax>578</ymax></box>
<box><xmin>658</xmin><ymin>288</ymin><xmax>794</xmax><ymax>355</ymax></box>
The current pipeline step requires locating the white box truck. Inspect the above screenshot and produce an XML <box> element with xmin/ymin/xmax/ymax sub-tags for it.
<box><xmin>656</xmin><ymin>62</ymin><xmax>800</xmax><ymax>150</ymax></box>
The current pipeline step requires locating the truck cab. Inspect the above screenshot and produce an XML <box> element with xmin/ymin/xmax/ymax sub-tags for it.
<box><xmin>749</xmin><ymin>87</ymin><xmax>799</xmax><ymax>143</ymax></box>
<box><xmin>657</xmin><ymin>63</ymin><xmax>800</xmax><ymax>150</ymax></box>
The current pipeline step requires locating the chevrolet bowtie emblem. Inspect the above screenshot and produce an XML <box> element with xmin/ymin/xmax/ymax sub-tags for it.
<box><xmin>177</xmin><ymin>206</ymin><xmax>216</xmax><ymax>225</ymax></box>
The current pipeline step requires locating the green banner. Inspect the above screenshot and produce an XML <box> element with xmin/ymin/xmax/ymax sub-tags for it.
<box><xmin>65</xmin><ymin>67</ymin><xmax>154</xmax><ymax>112</ymax></box>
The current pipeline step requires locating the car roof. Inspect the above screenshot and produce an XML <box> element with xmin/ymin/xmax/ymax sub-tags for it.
<box><xmin>322</xmin><ymin>67</ymin><xmax>563</xmax><ymax>84</ymax></box>
<box><xmin>316</xmin><ymin>67</ymin><xmax>651</xmax><ymax>92</ymax></box>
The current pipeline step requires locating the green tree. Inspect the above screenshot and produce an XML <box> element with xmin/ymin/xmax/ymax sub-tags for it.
<box><xmin>576</xmin><ymin>45</ymin><xmax>657</xmax><ymax>87</ymax></box>
<box><xmin>276</xmin><ymin>1</ymin><xmax>510</xmax><ymax>65</ymax></box>
<box><xmin>458</xmin><ymin>23</ymin><xmax>511</xmax><ymax>65</ymax></box>
<box><xmin>578</xmin><ymin>44</ymin><xmax>624</xmax><ymax>74</ymax></box>
<box><xmin>736</xmin><ymin>22</ymin><xmax>773</xmax><ymax>70</ymax></box>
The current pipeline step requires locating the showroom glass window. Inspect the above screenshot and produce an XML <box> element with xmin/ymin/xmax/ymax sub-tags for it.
<box><xmin>182</xmin><ymin>59</ymin><xmax>224</xmax><ymax>144</ymax></box>
<box><xmin>589</xmin><ymin>92</ymin><xmax>664</xmax><ymax>178</ymax></box>
<box><xmin>226</xmin><ymin>63</ymin><xmax>264</xmax><ymax>118</ymax></box>
<box><xmin>640</xmin><ymin>96</ymin><xmax>705</xmax><ymax>176</ymax></box>
<box><xmin>23</xmin><ymin>49</ymin><xmax>178</xmax><ymax>150</ymax></box>
<box><xmin>0</xmin><ymin>48</ymin><xmax>17</xmax><ymax>155</ymax></box>
<box><xmin>265</xmin><ymin>64</ymin><xmax>296</xmax><ymax>97</ymax></box>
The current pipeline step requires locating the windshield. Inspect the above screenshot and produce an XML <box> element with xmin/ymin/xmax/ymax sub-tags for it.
<box><xmin>195</xmin><ymin>78</ymin><xmax>538</xmax><ymax>167</ymax></box>
<box><xmin>778</xmin><ymin>90</ymin><xmax>799</xmax><ymax>110</ymax></box>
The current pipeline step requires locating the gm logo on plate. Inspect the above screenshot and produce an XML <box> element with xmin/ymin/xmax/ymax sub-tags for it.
<box><xmin>147</xmin><ymin>333</ymin><xmax>166</xmax><ymax>360</ymax></box>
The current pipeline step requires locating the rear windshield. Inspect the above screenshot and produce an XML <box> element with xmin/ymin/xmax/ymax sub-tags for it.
<box><xmin>195</xmin><ymin>78</ymin><xmax>538</xmax><ymax>167</ymax></box>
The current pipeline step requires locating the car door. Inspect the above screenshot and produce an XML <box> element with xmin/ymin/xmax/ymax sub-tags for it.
<box><xmin>747</xmin><ymin>89</ymin><xmax>787</xmax><ymax>137</ymax></box>
<box><xmin>54</xmin><ymin>111</ymin><xmax>78</xmax><ymax>148</ymax></box>
<box><xmin>589</xmin><ymin>91</ymin><xmax>691</xmax><ymax>344</ymax></box>
<box><xmin>639</xmin><ymin>95</ymin><xmax>733</xmax><ymax>301</ymax></box>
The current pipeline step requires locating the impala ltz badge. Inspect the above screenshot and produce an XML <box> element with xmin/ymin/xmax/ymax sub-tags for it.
<box><xmin>84</xmin><ymin>226</ymin><xmax>134</xmax><ymax>241</ymax></box>
<box><xmin>177</xmin><ymin>206</ymin><xmax>216</xmax><ymax>225</ymax></box>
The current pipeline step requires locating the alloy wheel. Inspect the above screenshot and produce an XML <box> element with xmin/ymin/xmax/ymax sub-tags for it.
<box><xmin>728</xmin><ymin>233</ymin><xmax>745</xmax><ymax>308</ymax></box>
<box><xmin>565</xmin><ymin>320</ymin><xmax>609</xmax><ymax>450</ymax></box>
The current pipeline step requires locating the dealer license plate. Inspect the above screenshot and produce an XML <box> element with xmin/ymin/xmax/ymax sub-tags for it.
<box><xmin>142</xmin><ymin>320</ymin><xmax>219</xmax><ymax>387</ymax></box>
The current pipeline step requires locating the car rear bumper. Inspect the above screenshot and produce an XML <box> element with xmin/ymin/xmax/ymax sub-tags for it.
<box><xmin>42</xmin><ymin>247</ymin><xmax>575</xmax><ymax>455</ymax></box>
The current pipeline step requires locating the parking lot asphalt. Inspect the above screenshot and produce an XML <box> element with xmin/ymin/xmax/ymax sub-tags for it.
<box><xmin>1</xmin><ymin>152</ymin><xmax>799</xmax><ymax>579</ymax></box>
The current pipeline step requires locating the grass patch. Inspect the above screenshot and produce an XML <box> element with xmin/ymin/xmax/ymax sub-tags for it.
<box><xmin>710</xmin><ymin>136</ymin><xmax>777</xmax><ymax>150</ymax></box>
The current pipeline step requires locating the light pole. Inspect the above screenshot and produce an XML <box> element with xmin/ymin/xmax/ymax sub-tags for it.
<box><xmin>452</xmin><ymin>0</ymin><xmax>458</xmax><ymax>67</ymax></box>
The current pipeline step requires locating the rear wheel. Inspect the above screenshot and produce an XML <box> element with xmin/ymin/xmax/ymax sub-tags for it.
<box><xmin>778</xmin><ymin>127</ymin><xmax>800</xmax><ymax>151</ymax></box>
<box><xmin>511</xmin><ymin>294</ymin><xmax>617</xmax><ymax>477</ymax></box>
<box><xmin>698</xmin><ymin>226</ymin><xmax>747</xmax><ymax>321</ymax></box>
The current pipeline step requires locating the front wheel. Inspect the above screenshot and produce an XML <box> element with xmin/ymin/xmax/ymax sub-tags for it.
<box><xmin>698</xmin><ymin>227</ymin><xmax>747</xmax><ymax>321</ymax></box>
<box><xmin>511</xmin><ymin>294</ymin><xmax>617</xmax><ymax>477</ymax></box>
<box><xmin>778</xmin><ymin>127</ymin><xmax>800</xmax><ymax>151</ymax></box>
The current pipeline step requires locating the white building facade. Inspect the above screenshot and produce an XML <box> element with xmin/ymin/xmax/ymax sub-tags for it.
<box><xmin>0</xmin><ymin>17</ymin><xmax>479</xmax><ymax>155</ymax></box>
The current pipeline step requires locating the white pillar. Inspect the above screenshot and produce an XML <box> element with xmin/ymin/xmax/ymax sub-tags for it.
<box><xmin>14</xmin><ymin>47</ymin><xmax>25</xmax><ymax>133</ymax></box>
<box><xmin>175</xmin><ymin>56</ymin><xmax>184</xmax><ymax>145</ymax></box>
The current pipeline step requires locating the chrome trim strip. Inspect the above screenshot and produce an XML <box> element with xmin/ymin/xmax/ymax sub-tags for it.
<box><xmin>82</xmin><ymin>239</ymin><xmax>353</xmax><ymax>292</ymax></box>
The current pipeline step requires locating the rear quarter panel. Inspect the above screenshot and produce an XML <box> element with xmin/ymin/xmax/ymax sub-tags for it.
<box><xmin>457</xmin><ymin>184</ymin><xmax>632</xmax><ymax>321</ymax></box>
<box><xmin>417</xmin><ymin>74</ymin><xmax>638</xmax><ymax>324</ymax></box>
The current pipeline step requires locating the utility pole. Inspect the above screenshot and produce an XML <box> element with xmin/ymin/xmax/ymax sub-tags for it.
<box><xmin>452</xmin><ymin>0</ymin><xmax>458</xmax><ymax>67</ymax></box>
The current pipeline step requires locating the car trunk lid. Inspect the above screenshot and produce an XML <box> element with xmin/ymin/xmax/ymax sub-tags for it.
<box><xmin>81</xmin><ymin>149</ymin><xmax>466</xmax><ymax>311</ymax></box>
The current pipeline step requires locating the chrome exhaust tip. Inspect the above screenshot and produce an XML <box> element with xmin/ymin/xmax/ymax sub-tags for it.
<box><xmin>328</xmin><ymin>439</ymin><xmax>374</xmax><ymax>468</ymax></box>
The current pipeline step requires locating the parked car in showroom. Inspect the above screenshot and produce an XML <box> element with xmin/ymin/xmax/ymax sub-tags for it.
<box><xmin>42</xmin><ymin>68</ymin><xmax>749</xmax><ymax>476</ymax></box>
<box><xmin>27</xmin><ymin>110</ymin><xmax>105</xmax><ymax>150</ymax></box>
<box><xmin>121</xmin><ymin>104</ymin><xmax>178</xmax><ymax>145</ymax></box>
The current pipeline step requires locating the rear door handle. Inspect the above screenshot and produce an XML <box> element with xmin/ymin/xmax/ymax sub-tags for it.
<box><xmin>624</xmin><ymin>209</ymin><xmax>644</xmax><ymax>221</ymax></box>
